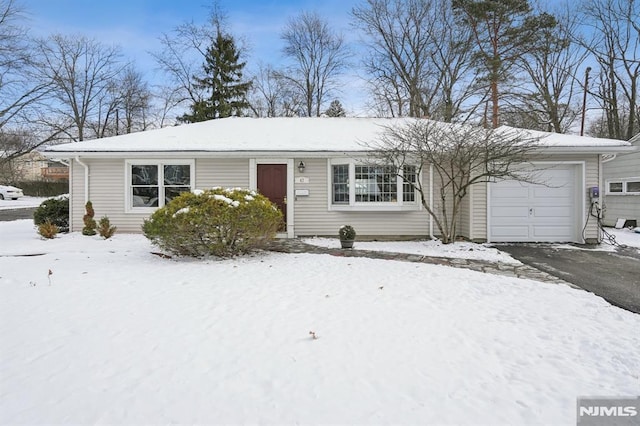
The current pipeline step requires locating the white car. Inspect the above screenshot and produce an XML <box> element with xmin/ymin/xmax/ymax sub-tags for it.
<box><xmin>0</xmin><ymin>185</ymin><xmax>24</xmax><ymax>200</ymax></box>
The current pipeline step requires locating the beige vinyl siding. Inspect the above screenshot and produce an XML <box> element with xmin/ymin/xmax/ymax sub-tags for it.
<box><xmin>70</xmin><ymin>157</ymin><xmax>251</xmax><ymax>233</ymax></box>
<box><xmin>195</xmin><ymin>158</ymin><xmax>249</xmax><ymax>189</ymax></box>
<box><xmin>581</xmin><ymin>155</ymin><xmax>600</xmax><ymax>242</ymax></box>
<box><xmin>292</xmin><ymin>158</ymin><xmax>430</xmax><ymax>237</ymax></box>
<box><xmin>602</xmin><ymin>149</ymin><xmax>640</xmax><ymax>226</ymax></box>
<box><xmin>469</xmin><ymin>181</ymin><xmax>487</xmax><ymax>241</ymax></box>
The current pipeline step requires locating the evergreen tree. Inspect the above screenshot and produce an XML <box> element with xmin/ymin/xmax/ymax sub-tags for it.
<box><xmin>324</xmin><ymin>99</ymin><xmax>346</xmax><ymax>117</ymax></box>
<box><xmin>452</xmin><ymin>0</ymin><xmax>556</xmax><ymax>128</ymax></box>
<box><xmin>179</xmin><ymin>31</ymin><xmax>252</xmax><ymax>122</ymax></box>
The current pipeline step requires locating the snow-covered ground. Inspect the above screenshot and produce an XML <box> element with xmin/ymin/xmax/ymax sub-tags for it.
<box><xmin>608</xmin><ymin>226</ymin><xmax>640</xmax><ymax>249</ymax></box>
<box><xmin>0</xmin><ymin>196</ymin><xmax>47</xmax><ymax>210</ymax></box>
<box><xmin>304</xmin><ymin>237</ymin><xmax>520</xmax><ymax>264</ymax></box>
<box><xmin>1</xmin><ymin>219</ymin><xmax>638</xmax><ymax>425</ymax></box>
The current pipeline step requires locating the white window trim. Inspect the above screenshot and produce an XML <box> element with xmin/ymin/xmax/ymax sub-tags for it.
<box><xmin>605</xmin><ymin>177</ymin><xmax>640</xmax><ymax>195</ymax></box>
<box><xmin>327</xmin><ymin>159</ymin><xmax>422</xmax><ymax>211</ymax></box>
<box><xmin>125</xmin><ymin>159</ymin><xmax>195</xmax><ymax>213</ymax></box>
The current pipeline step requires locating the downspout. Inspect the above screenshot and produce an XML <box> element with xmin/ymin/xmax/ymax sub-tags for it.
<box><xmin>74</xmin><ymin>155</ymin><xmax>89</xmax><ymax>233</ymax></box>
<box><xmin>429</xmin><ymin>163</ymin><xmax>434</xmax><ymax>239</ymax></box>
<box><xmin>75</xmin><ymin>156</ymin><xmax>89</xmax><ymax>204</ymax></box>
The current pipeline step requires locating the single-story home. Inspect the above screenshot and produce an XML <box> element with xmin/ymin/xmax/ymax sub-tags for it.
<box><xmin>44</xmin><ymin>117</ymin><xmax>635</xmax><ymax>243</ymax></box>
<box><xmin>602</xmin><ymin>132</ymin><xmax>640</xmax><ymax>227</ymax></box>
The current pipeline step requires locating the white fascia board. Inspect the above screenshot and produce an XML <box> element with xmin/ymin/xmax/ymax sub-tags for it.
<box><xmin>43</xmin><ymin>150</ymin><xmax>373</xmax><ymax>159</ymax></box>
<box><xmin>532</xmin><ymin>146</ymin><xmax>637</xmax><ymax>155</ymax></box>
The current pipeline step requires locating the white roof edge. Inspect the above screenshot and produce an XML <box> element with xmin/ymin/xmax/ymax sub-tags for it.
<box><xmin>533</xmin><ymin>146</ymin><xmax>637</xmax><ymax>154</ymax></box>
<box><xmin>43</xmin><ymin>150</ymin><xmax>373</xmax><ymax>159</ymax></box>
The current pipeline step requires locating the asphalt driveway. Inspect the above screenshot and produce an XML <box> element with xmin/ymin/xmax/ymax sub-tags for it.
<box><xmin>498</xmin><ymin>244</ymin><xmax>640</xmax><ymax>314</ymax></box>
<box><xmin>0</xmin><ymin>207</ymin><xmax>36</xmax><ymax>221</ymax></box>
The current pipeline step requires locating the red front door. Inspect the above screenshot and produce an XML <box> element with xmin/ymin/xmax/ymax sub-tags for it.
<box><xmin>257</xmin><ymin>164</ymin><xmax>287</xmax><ymax>229</ymax></box>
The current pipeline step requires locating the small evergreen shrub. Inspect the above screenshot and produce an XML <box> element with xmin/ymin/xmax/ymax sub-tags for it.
<box><xmin>142</xmin><ymin>188</ymin><xmax>283</xmax><ymax>258</ymax></box>
<box><xmin>339</xmin><ymin>225</ymin><xmax>356</xmax><ymax>240</ymax></box>
<box><xmin>98</xmin><ymin>216</ymin><xmax>117</xmax><ymax>239</ymax></box>
<box><xmin>33</xmin><ymin>195</ymin><xmax>69</xmax><ymax>233</ymax></box>
<box><xmin>82</xmin><ymin>201</ymin><xmax>97</xmax><ymax>236</ymax></box>
<box><xmin>37</xmin><ymin>221</ymin><xmax>59</xmax><ymax>239</ymax></box>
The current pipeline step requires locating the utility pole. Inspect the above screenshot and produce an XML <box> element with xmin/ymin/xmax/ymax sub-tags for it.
<box><xmin>580</xmin><ymin>67</ymin><xmax>592</xmax><ymax>136</ymax></box>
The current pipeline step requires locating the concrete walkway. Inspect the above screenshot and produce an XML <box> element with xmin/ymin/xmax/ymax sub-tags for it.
<box><xmin>267</xmin><ymin>239</ymin><xmax>572</xmax><ymax>286</ymax></box>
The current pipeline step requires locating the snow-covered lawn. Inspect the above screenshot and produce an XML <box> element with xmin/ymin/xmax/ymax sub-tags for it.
<box><xmin>608</xmin><ymin>226</ymin><xmax>640</xmax><ymax>250</ymax></box>
<box><xmin>0</xmin><ymin>196</ymin><xmax>47</xmax><ymax>211</ymax></box>
<box><xmin>1</xmin><ymin>220</ymin><xmax>638</xmax><ymax>424</ymax></box>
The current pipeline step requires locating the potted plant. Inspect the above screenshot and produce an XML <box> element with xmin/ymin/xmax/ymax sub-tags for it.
<box><xmin>339</xmin><ymin>225</ymin><xmax>356</xmax><ymax>249</ymax></box>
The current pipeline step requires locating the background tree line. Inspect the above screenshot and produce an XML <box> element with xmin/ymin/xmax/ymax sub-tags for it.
<box><xmin>1</xmin><ymin>0</ymin><xmax>638</xmax><ymax>167</ymax></box>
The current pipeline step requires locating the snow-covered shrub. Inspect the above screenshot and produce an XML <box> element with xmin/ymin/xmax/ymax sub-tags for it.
<box><xmin>33</xmin><ymin>195</ymin><xmax>69</xmax><ymax>233</ymax></box>
<box><xmin>142</xmin><ymin>188</ymin><xmax>283</xmax><ymax>257</ymax></box>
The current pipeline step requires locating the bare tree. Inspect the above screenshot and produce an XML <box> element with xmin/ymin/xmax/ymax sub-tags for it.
<box><xmin>35</xmin><ymin>34</ymin><xmax>125</xmax><ymax>141</ymax></box>
<box><xmin>280</xmin><ymin>11</ymin><xmax>349</xmax><ymax>117</ymax></box>
<box><xmin>117</xmin><ymin>65</ymin><xmax>152</xmax><ymax>134</ymax></box>
<box><xmin>0</xmin><ymin>0</ymin><xmax>64</xmax><ymax>168</ymax></box>
<box><xmin>368</xmin><ymin>120</ymin><xmax>539</xmax><ymax>243</ymax></box>
<box><xmin>352</xmin><ymin>0</ymin><xmax>435</xmax><ymax>118</ymax></box>
<box><xmin>579</xmin><ymin>0</ymin><xmax>639</xmax><ymax>140</ymax></box>
<box><xmin>352</xmin><ymin>0</ymin><xmax>478</xmax><ymax>121</ymax></box>
<box><xmin>506</xmin><ymin>5</ymin><xmax>587</xmax><ymax>133</ymax></box>
<box><xmin>247</xmin><ymin>62</ymin><xmax>301</xmax><ymax>117</ymax></box>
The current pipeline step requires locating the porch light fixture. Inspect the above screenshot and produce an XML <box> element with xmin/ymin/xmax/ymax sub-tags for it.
<box><xmin>298</xmin><ymin>161</ymin><xmax>306</xmax><ymax>173</ymax></box>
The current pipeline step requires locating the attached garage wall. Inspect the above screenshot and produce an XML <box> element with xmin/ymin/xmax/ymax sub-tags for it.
<box><xmin>484</xmin><ymin>155</ymin><xmax>599</xmax><ymax>243</ymax></box>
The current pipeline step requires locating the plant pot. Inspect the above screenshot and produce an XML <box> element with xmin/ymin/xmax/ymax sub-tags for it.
<box><xmin>340</xmin><ymin>239</ymin><xmax>354</xmax><ymax>249</ymax></box>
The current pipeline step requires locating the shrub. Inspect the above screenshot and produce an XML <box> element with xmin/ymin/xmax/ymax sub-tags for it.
<box><xmin>142</xmin><ymin>188</ymin><xmax>283</xmax><ymax>258</ymax></box>
<box><xmin>339</xmin><ymin>225</ymin><xmax>356</xmax><ymax>240</ymax></box>
<box><xmin>98</xmin><ymin>216</ymin><xmax>117</xmax><ymax>239</ymax></box>
<box><xmin>33</xmin><ymin>195</ymin><xmax>69</xmax><ymax>233</ymax></box>
<box><xmin>82</xmin><ymin>201</ymin><xmax>97</xmax><ymax>236</ymax></box>
<box><xmin>37</xmin><ymin>221</ymin><xmax>59</xmax><ymax>239</ymax></box>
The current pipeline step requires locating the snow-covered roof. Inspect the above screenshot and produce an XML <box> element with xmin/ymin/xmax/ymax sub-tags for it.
<box><xmin>44</xmin><ymin>117</ymin><xmax>632</xmax><ymax>155</ymax></box>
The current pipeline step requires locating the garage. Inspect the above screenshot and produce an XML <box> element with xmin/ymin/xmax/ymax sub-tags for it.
<box><xmin>489</xmin><ymin>164</ymin><xmax>582</xmax><ymax>243</ymax></box>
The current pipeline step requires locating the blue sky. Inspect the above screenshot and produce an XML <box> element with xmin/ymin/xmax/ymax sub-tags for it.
<box><xmin>22</xmin><ymin>0</ymin><xmax>366</xmax><ymax>112</ymax></box>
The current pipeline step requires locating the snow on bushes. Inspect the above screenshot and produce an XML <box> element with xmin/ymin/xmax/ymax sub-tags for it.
<box><xmin>142</xmin><ymin>188</ymin><xmax>283</xmax><ymax>258</ymax></box>
<box><xmin>33</xmin><ymin>195</ymin><xmax>69</xmax><ymax>233</ymax></box>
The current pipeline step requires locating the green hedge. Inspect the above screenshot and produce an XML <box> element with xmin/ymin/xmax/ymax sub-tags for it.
<box><xmin>16</xmin><ymin>181</ymin><xmax>69</xmax><ymax>197</ymax></box>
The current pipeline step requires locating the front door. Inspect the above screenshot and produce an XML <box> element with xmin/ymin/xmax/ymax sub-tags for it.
<box><xmin>257</xmin><ymin>164</ymin><xmax>287</xmax><ymax>229</ymax></box>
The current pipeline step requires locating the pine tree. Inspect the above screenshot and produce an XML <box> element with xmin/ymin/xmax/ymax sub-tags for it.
<box><xmin>452</xmin><ymin>0</ymin><xmax>556</xmax><ymax>128</ymax></box>
<box><xmin>180</xmin><ymin>31</ymin><xmax>252</xmax><ymax>122</ymax></box>
<box><xmin>324</xmin><ymin>99</ymin><xmax>346</xmax><ymax>117</ymax></box>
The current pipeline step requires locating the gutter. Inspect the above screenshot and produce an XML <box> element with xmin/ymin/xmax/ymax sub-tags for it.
<box><xmin>601</xmin><ymin>154</ymin><xmax>617</xmax><ymax>163</ymax></box>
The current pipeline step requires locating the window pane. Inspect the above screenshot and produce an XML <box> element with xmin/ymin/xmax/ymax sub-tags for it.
<box><xmin>332</xmin><ymin>164</ymin><xmax>349</xmax><ymax>204</ymax></box>
<box><xmin>164</xmin><ymin>165</ymin><xmax>190</xmax><ymax>185</ymax></box>
<box><xmin>131</xmin><ymin>165</ymin><xmax>158</xmax><ymax>185</ymax></box>
<box><xmin>165</xmin><ymin>186</ymin><xmax>190</xmax><ymax>204</ymax></box>
<box><xmin>403</xmin><ymin>165</ymin><xmax>416</xmax><ymax>202</ymax></box>
<box><xmin>355</xmin><ymin>165</ymin><xmax>397</xmax><ymax>202</ymax></box>
<box><xmin>609</xmin><ymin>182</ymin><xmax>623</xmax><ymax>193</ymax></box>
<box><xmin>132</xmin><ymin>187</ymin><xmax>159</xmax><ymax>207</ymax></box>
<box><xmin>626</xmin><ymin>181</ymin><xmax>640</xmax><ymax>193</ymax></box>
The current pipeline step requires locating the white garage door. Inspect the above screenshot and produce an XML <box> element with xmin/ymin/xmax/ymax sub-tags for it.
<box><xmin>489</xmin><ymin>166</ymin><xmax>580</xmax><ymax>242</ymax></box>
